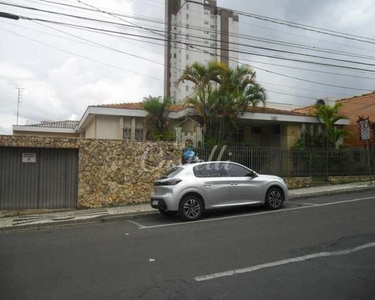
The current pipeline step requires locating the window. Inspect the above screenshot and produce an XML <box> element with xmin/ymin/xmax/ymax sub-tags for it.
<box><xmin>224</xmin><ymin>164</ymin><xmax>251</xmax><ymax>177</ymax></box>
<box><xmin>186</xmin><ymin>14</ymin><xmax>189</xmax><ymax>19</ymax></box>
<box><xmin>193</xmin><ymin>163</ymin><xmax>225</xmax><ymax>178</ymax></box>
<box><xmin>273</xmin><ymin>125</ymin><xmax>281</xmax><ymax>135</ymax></box>
<box><xmin>173</xmin><ymin>53</ymin><xmax>176</xmax><ymax>58</ymax></box>
<box><xmin>204</xmin><ymin>21</ymin><xmax>209</xmax><ymax>25</ymax></box>
<box><xmin>186</xmin><ymin>54</ymin><xmax>189</xmax><ymax>60</ymax></box>
<box><xmin>186</xmin><ymin>4</ymin><xmax>189</xmax><ymax>9</ymax></box>
<box><xmin>123</xmin><ymin>128</ymin><xmax>131</xmax><ymax>140</ymax></box>
<box><xmin>251</xmin><ymin>126</ymin><xmax>261</xmax><ymax>134</ymax></box>
<box><xmin>186</xmin><ymin>24</ymin><xmax>189</xmax><ymax>29</ymax></box>
<box><xmin>186</xmin><ymin>85</ymin><xmax>189</xmax><ymax>91</ymax></box>
<box><xmin>135</xmin><ymin>129</ymin><xmax>143</xmax><ymax>141</ymax></box>
<box><xmin>204</xmin><ymin>11</ymin><xmax>209</xmax><ymax>15</ymax></box>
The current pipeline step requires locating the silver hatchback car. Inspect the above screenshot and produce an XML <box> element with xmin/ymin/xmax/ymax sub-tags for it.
<box><xmin>150</xmin><ymin>161</ymin><xmax>288</xmax><ymax>221</ymax></box>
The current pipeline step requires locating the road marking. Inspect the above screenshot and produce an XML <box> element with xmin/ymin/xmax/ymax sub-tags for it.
<box><xmin>136</xmin><ymin>196</ymin><xmax>375</xmax><ymax>230</ymax></box>
<box><xmin>297</xmin><ymin>202</ymin><xmax>320</xmax><ymax>206</ymax></box>
<box><xmin>127</xmin><ymin>220</ymin><xmax>146</xmax><ymax>228</ymax></box>
<box><xmin>195</xmin><ymin>241</ymin><xmax>375</xmax><ymax>282</ymax></box>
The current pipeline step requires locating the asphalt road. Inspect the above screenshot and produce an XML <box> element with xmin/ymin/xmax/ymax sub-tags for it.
<box><xmin>1</xmin><ymin>191</ymin><xmax>375</xmax><ymax>300</ymax></box>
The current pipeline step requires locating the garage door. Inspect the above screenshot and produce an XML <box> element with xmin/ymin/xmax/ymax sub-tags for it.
<box><xmin>0</xmin><ymin>147</ymin><xmax>78</xmax><ymax>210</ymax></box>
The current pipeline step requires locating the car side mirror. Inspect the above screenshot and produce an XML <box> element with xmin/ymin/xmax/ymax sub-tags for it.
<box><xmin>245</xmin><ymin>171</ymin><xmax>257</xmax><ymax>178</ymax></box>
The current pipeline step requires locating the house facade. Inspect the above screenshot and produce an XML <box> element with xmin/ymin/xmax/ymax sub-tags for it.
<box><xmin>13</xmin><ymin>103</ymin><xmax>350</xmax><ymax>149</ymax></box>
<box><xmin>294</xmin><ymin>92</ymin><xmax>375</xmax><ymax>148</ymax></box>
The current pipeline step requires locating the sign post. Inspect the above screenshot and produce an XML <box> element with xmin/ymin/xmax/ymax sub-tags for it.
<box><xmin>359</xmin><ymin>119</ymin><xmax>372</xmax><ymax>184</ymax></box>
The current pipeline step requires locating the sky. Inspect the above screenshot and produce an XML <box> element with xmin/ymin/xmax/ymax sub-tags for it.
<box><xmin>0</xmin><ymin>0</ymin><xmax>374</xmax><ymax>134</ymax></box>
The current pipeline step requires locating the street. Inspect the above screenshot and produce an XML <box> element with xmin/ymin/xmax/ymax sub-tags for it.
<box><xmin>1</xmin><ymin>191</ymin><xmax>375</xmax><ymax>300</ymax></box>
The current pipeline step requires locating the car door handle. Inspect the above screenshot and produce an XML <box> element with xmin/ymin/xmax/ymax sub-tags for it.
<box><xmin>204</xmin><ymin>183</ymin><xmax>212</xmax><ymax>187</ymax></box>
<box><xmin>230</xmin><ymin>183</ymin><xmax>238</xmax><ymax>186</ymax></box>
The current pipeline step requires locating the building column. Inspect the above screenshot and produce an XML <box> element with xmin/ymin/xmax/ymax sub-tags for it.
<box><xmin>119</xmin><ymin>117</ymin><xmax>124</xmax><ymax>139</ymax></box>
<box><xmin>131</xmin><ymin>118</ymin><xmax>136</xmax><ymax>141</ymax></box>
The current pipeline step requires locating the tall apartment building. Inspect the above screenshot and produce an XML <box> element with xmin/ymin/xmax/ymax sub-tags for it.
<box><xmin>164</xmin><ymin>0</ymin><xmax>239</xmax><ymax>103</ymax></box>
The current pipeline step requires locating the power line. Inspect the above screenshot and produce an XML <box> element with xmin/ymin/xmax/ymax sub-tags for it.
<box><xmin>6</xmin><ymin>1</ymin><xmax>375</xmax><ymax>65</ymax></box>
<box><xmin>2</xmin><ymin>4</ymin><xmax>375</xmax><ymax>93</ymax></box>
<box><xmin>185</xmin><ymin>1</ymin><xmax>375</xmax><ymax>45</ymax></box>
<box><xmin>0</xmin><ymin>27</ymin><xmax>163</xmax><ymax>81</ymax></box>
<box><xmin>31</xmin><ymin>0</ymin><xmax>375</xmax><ymax>56</ymax></box>
<box><xmin>17</xmin><ymin>17</ymin><xmax>375</xmax><ymax>76</ymax></box>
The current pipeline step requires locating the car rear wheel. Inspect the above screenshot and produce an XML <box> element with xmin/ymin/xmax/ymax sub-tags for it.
<box><xmin>158</xmin><ymin>209</ymin><xmax>177</xmax><ymax>217</ymax></box>
<box><xmin>264</xmin><ymin>187</ymin><xmax>284</xmax><ymax>210</ymax></box>
<box><xmin>179</xmin><ymin>196</ymin><xmax>203</xmax><ymax>221</ymax></box>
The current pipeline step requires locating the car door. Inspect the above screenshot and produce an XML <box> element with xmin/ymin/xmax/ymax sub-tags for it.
<box><xmin>224</xmin><ymin>163</ymin><xmax>261</xmax><ymax>204</ymax></box>
<box><xmin>193</xmin><ymin>163</ymin><xmax>229</xmax><ymax>208</ymax></box>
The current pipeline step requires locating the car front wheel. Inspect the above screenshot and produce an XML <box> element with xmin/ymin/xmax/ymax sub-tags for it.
<box><xmin>264</xmin><ymin>187</ymin><xmax>284</xmax><ymax>210</ymax></box>
<box><xmin>179</xmin><ymin>196</ymin><xmax>203</xmax><ymax>221</ymax></box>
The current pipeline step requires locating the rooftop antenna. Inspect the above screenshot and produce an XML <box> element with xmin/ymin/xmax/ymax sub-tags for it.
<box><xmin>16</xmin><ymin>88</ymin><xmax>24</xmax><ymax>125</ymax></box>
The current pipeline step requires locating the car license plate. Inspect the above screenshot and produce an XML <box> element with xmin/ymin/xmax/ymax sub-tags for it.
<box><xmin>152</xmin><ymin>200</ymin><xmax>159</xmax><ymax>206</ymax></box>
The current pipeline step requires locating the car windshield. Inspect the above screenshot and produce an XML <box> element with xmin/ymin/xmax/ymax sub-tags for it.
<box><xmin>160</xmin><ymin>167</ymin><xmax>183</xmax><ymax>179</ymax></box>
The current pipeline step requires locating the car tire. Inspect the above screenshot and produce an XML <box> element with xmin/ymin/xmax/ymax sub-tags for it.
<box><xmin>179</xmin><ymin>195</ymin><xmax>203</xmax><ymax>221</ymax></box>
<box><xmin>158</xmin><ymin>209</ymin><xmax>177</xmax><ymax>217</ymax></box>
<box><xmin>264</xmin><ymin>187</ymin><xmax>284</xmax><ymax>210</ymax></box>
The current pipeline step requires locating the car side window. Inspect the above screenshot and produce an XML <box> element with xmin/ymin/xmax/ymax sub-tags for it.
<box><xmin>224</xmin><ymin>164</ymin><xmax>251</xmax><ymax>177</ymax></box>
<box><xmin>193</xmin><ymin>163</ymin><xmax>225</xmax><ymax>178</ymax></box>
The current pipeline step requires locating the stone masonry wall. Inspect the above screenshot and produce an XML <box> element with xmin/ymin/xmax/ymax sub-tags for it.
<box><xmin>329</xmin><ymin>176</ymin><xmax>373</xmax><ymax>185</ymax></box>
<box><xmin>283</xmin><ymin>177</ymin><xmax>312</xmax><ymax>189</ymax></box>
<box><xmin>0</xmin><ymin>136</ymin><xmax>182</xmax><ymax>208</ymax></box>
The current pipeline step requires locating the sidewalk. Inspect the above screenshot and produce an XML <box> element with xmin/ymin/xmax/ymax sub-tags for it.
<box><xmin>1</xmin><ymin>182</ymin><xmax>374</xmax><ymax>230</ymax></box>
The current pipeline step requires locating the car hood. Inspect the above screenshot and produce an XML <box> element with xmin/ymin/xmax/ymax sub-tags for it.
<box><xmin>258</xmin><ymin>174</ymin><xmax>283</xmax><ymax>181</ymax></box>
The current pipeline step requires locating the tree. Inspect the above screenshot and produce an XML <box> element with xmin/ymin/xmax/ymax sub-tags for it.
<box><xmin>142</xmin><ymin>96</ymin><xmax>175</xmax><ymax>141</ymax></box>
<box><xmin>178</xmin><ymin>61</ymin><xmax>266</xmax><ymax>144</ymax></box>
<box><xmin>310</xmin><ymin>102</ymin><xmax>349</xmax><ymax>148</ymax></box>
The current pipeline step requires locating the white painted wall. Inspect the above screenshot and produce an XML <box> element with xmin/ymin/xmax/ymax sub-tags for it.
<box><xmin>85</xmin><ymin>118</ymin><xmax>96</xmax><ymax>138</ymax></box>
<box><xmin>96</xmin><ymin>115</ymin><xmax>120</xmax><ymax>139</ymax></box>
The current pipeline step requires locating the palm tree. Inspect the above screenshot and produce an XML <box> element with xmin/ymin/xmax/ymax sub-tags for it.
<box><xmin>310</xmin><ymin>102</ymin><xmax>349</xmax><ymax>147</ymax></box>
<box><xmin>142</xmin><ymin>96</ymin><xmax>174</xmax><ymax>141</ymax></box>
<box><xmin>178</xmin><ymin>61</ymin><xmax>266</xmax><ymax>144</ymax></box>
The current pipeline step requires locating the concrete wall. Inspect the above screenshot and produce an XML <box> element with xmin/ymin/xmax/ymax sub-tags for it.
<box><xmin>0</xmin><ymin>135</ymin><xmax>182</xmax><ymax>208</ymax></box>
<box><xmin>96</xmin><ymin>115</ymin><xmax>120</xmax><ymax>140</ymax></box>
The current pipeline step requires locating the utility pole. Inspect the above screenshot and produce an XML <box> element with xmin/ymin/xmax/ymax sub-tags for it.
<box><xmin>16</xmin><ymin>88</ymin><xmax>24</xmax><ymax>125</ymax></box>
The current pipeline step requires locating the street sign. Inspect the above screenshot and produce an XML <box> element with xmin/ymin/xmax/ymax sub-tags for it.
<box><xmin>359</xmin><ymin>120</ymin><xmax>370</xmax><ymax>140</ymax></box>
<box><xmin>22</xmin><ymin>153</ymin><xmax>36</xmax><ymax>163</ymax></box>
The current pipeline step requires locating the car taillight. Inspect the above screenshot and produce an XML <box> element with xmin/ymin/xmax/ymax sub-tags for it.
<box><xmin>154</xmin><ymin>179</ymin><xmax>182</xmax><ymax>186</ymax></box>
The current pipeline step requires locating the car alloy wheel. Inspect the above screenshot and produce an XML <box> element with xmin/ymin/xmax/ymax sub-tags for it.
<box><xmin>265</xmin><ymin>188</ymin><xmax>284</xmax><ymax>210</ymax></box>
<box><xmin>179</xmin><ymin>196</ymin><xmax>203</xmax><ymax>221</ymax></box>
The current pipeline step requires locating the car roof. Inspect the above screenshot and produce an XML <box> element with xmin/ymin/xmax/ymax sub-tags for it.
<box><xmin>180</xmin><ymin>161</ymin><xmax>247</xmax><ymax>169</ymax></box>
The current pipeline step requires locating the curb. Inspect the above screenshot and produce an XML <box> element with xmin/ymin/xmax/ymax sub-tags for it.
<box><xmin>289</xmin><ymin>185</ymin><xmax>375</xmax><ymax>201</ymax></box>
<box><xmin>2</xmin><ymin>185</ymin><xmax>375</xmax><ymax>232</ymax></box>
<box><xmin>0</xmin><ymin>210</ymin><xmax>159</xmax><ymax>233</ymax></box>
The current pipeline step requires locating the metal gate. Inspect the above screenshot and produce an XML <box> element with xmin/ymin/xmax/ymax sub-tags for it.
<box><xmin>0</xmin><ymin>147</ymin><xmax>78</xmax><ymax>210</ymax></box>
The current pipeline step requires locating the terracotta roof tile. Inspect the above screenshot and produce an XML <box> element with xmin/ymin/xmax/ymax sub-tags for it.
<box><xmin>96</xmin><ymin>102</ymin><xmax>308</xmax><ymax>116</ymax></box>
<box><xmin>248</xmin><ymin>106</ymin><xmax>307</xmax><ymax>116</ymax></box>
<box><xmin>97</xmin><ymin>102</ymin><xmax>188</xmax><ymax>112</ymax></box>
<box><xmin>336</xmin><ymin>91</ymin><xmax>375</xmax><ymax>103</ymax></box>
